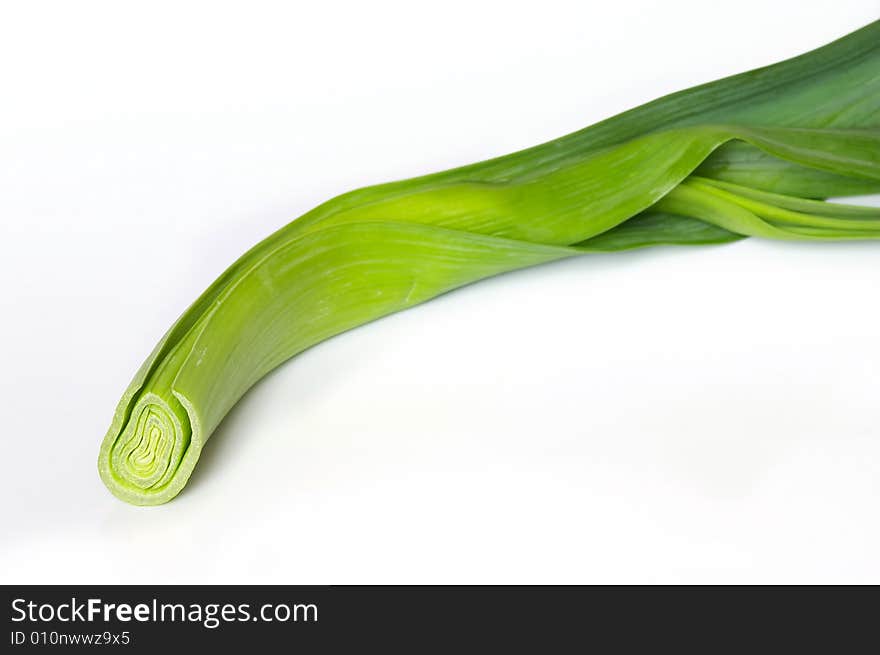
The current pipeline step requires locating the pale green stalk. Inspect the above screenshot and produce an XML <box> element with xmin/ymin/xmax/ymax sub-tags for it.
<box><xmin>100</xmin><ymin>21</ymin><xmax>880</xmax><ymax>505</ymax></box>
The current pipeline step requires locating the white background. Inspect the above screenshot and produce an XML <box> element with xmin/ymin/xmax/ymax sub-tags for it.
<box><xmin>1</xmin><ymin>1</ymin><xmax>878</xmax><ymax>584</ymax></box>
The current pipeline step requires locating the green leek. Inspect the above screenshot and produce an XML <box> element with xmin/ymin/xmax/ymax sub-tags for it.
<box><xmin>99</xmin><ymin>21</ymin><xmax>880</xmax><ymax>505</ymax></box>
